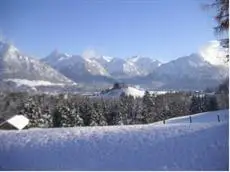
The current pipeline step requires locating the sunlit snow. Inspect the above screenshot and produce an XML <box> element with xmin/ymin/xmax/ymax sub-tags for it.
<box><xmin>0</xmin><ymin>110</ymin><xmax>228</xmax><ymax>170</ymax></box>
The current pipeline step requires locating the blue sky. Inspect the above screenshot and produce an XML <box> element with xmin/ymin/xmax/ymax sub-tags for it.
<box><xmin>0</xmin><ymin>0</ymin><xmax>217</xmax><ymax>61</ymax></box>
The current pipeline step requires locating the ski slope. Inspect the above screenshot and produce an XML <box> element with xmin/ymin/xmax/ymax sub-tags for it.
<box><xmin>0</xmin><ymin>110</ymin><xmax>228</xmax><ymax>171</ymax></box>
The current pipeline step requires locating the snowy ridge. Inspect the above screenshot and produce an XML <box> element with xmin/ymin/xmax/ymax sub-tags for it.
<box><xmin>41</xmin><ymin>40</ymin><xmax>228</xmax><ymax>89</ymax></box>
<box><xmin>147</xmin><ymin>53</ymin><xmax>228</xmax><ymax>89</ymax></box>
<box><xmin>43</xmin><ymin>51</ymin><xmax>111</xmax><ymax>80</ymax></box>
<box><xmin>0</xmin><ymin>40</ymin><xmax>228</xmax><ymax>90</ymax></box>
<box><xmin>0</xmin><ymin>110</ymin><xmax>228</xmax><ymax>170</ymax></box>
<box><xmin>103</xmin><ymin>56</ymin><xmax>161</xmax><ymax>77</ymax></box>
<box><xmin>0</xmin><ymin>41</ymin><xmax>76</xmax><ymax>85</ymax></box>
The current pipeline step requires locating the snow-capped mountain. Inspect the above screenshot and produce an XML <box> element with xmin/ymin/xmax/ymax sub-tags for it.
<box><xmin>42</xmin><ymin>51</ymin><xmax>113</xmax><ymax>84</ymax></box>
<box><xmin>146</xmin><ymin>53</ymin><xmax>228</xmax><ymax>90</ymax></box>
<box><xmin>126</xmin><ymin>56</ymin><xmax>161</xmax><ymax>75</ymax></box>
<box><xmin>105</xmin><ymin>58</ymin><xmax>140</xmax><ymax>77</ymax></box>
<box><xmin>42</xmin><ymin>47</ymin><xmax>228</xmax><ymax>90</ymax></box>
<box><xmin>0</xmin><ymin>41</ymin><xmax>76</xmax><ymax>89</ymax></box>
<box><xmin>96</xmin><ymin>56</ymin><xmax>161</xmax><ymax>78</ymax></box>
<box><xmin>0</xmin><ymin>40</ymin><xmax>227</xmax><ymax>92</ymax></box>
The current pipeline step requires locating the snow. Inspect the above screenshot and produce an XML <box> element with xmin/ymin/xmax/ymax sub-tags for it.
<box><xmin>100</xmin><ymin>86</ymin><xmax>145</xmax><ymax>98</ymax></box>
<box><xmin>124</xmin><ymin>86</ymin><xmax>145</xmax><ymax>97</ymax></box>
<box><xmin>58</xmin><ymin>54</ymin><xmax>71</xmax><ymax>61</ymax></box>
<box><xmin>150</xmin><ymin>90</ymin><xmax>173</xmax><ymax>95</ymax></box>
<box><xmin>123</xmin><ymin>61</ymin><xmax>141</xmax><ymax>76</ymax></box>
<box><xmin>4</xmin><ymin>79</ymin><xmax>66</xmax><ymax>87</ymax></box>
<box><xmin>101</xmin><ymin>55</ymin><xmax>114</xmax><ymax>62</ymax></box>
<box><xmin>167</xmin><ymin>110</ymin><xmax>229</xmax><ymax>124</ymax></box>
<box><xmin>127</xmin><ymin>55</ymin><xmax>143</xmax><ymax>63</ymax></box>
<box><xmin>155</xmin><ymin>109</ymin><xmax>229</xmax><ymax>124</ymax></box>
<box><xmin>0</xmin><ymin>110</ymin><xmax>228</xmax><ymax>170</ymax></box>
<box><xmin>0</xmin><ymin>42</ymin><xmax>76</xmax><ymax>85</ymax></box>
<box><xmin>85</xmin><ymin>58</ymin><xmax>110</xmax><ymax>76</ymax></box>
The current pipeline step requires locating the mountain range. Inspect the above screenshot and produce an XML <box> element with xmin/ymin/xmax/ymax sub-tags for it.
<box><xmin>0</xmin><ymin>40</ymin><xmax>228</xmax><ymax>92</ymax></box>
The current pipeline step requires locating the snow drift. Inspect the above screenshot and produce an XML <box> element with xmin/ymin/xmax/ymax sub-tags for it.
<box><xmin>0</xmin><ymin>110</ymin><xmax>228</xmax><ymax>171</ymax></box>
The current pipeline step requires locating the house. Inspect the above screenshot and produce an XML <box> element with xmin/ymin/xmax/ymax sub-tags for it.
<box><xmin>0</xmin><ymin>117</ymin><xmax>18</xmax><ymax>130</ymax></box>
<box><xmin>113</xmin><ymin>82</ymin><xmax>128</xmax><ymax>89</ymax></box>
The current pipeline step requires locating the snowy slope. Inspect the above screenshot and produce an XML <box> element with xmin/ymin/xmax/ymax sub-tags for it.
<box><xmin>100</xmin><ymin>86</ymin><xmax>145</xmax><ymax>98</ymax></box>
<box><xmin>154</xmin><ymin>109</ymin><xmax>229</xmax><ymax>124</ymax></box>
<box><xmin>166</xmin><ymin>109</ymin><xmax>229</xmax><ymax>124</ymax></box>
<box><xmin>42</xmin><ymin>51</ymin><xmax>113</xmax><ymax>84</ymax></box>
<box><xmin>104</xmin><ymin>56</ymin><xmax>161</xmax><ymax>78</ymax></box>
<box><xmin>43</xmin><ymin>51</ymin><xmax>110</xmax><ymax>76</ymax></box>
<box><xmin>127</xmin><ymin>56</ymin><xmax>162</xmax><ymax>75</ymax></box>
<box><xmin>0</xmin><ymin>41</ymin><xmax>75</xmax><ymax>85</ymax></box>
<box><xmin>0</xmin><ymin>110</ymin><xmax>228</xmax><ymax>171</ymax></box>
<box><xmin>147</xmin><ymin>53</ymin><xmax>228</xmax><ymax>89</ymax></box>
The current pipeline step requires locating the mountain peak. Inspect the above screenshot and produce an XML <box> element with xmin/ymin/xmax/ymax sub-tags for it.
<box><xmin>0</xmin><ymin>41</ymin><xmax>18</xmax><ymax>55</ymax></box>
<box><xmin>127</xmin><ymin>55</ymin><xmax>143</xmax><ymax>62</ymax></box>
<box><xmin>45</xmin><ymin>50</ymin><xmax>72</xmax><ymax>63</ymax></box>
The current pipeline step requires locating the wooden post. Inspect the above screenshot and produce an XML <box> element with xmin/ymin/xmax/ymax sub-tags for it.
<box><xmin>217</xmin><ymin>115</ymin><xmax>220</xmax><ymax>122</ymax></box>
<box><xmin>163</xmin><ymin>119</ymin><xmax>165</xmax><ymax>124</ymax></box>
<box><xmin>189</xmin><ymin>116</ymin><xmax>192</xmax><ymax>123</ymax></box>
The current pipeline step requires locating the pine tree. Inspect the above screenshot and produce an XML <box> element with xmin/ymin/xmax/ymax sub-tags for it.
<box><xmin>89</xmin><ymin>108</ymin><xmax>99</xmax><ymax>126</ymax></box>
<box><xmin>94</xmin><ymin>101</ymin><xmax>108</xmax><ymax>126</ymax></box>
<box><xmin>52</xmin><ymin>107</ymin><xmax>62</xmax><ymax>127</ymax></box>
<box><xmin>207</xmin><ymin>96</ymin><xmax>219</xmax><ymax>111</ymax></box>
<box><xmin>189</xmin><ymin>95</ymin><xmax>202</xmax><ymax>114</ymax></box>
<box><xmin>130</xmin><ymin>97</ymin><xmax>143</xmax><ymax>124</ymax></box>
<box><xmin>119</xmin><ymin>92</ymin><xmax>129</xmax><ymax>125</ymax></box>
<box><xmin>79</xmin><ymin>98</ymin><xmax>94</xmax><ymax>126</ymax></box>
<box><xmin>72</xmin><ymin>107</ymin><xmax>84</xmax><ymax>126</ymax></box>
<box><xmin>201</xmin><ymin>95</ymin><xmax>209</xmax><ymax>112</ymax></box>
<box><xmin>142</xmin><ymin>91</ymin><xmax>154</xmax><ymax>123</ymax></box>
<box><xmin>107</xmin><ymin>103</ymin><xmax>123</xmax><ymax>125</ymax></box>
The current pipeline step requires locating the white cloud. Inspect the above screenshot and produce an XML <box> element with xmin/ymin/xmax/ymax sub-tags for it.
<box><xmin>199</xmin><ymin>40</ymin><xmax>228</xmax><ymax>66</ymax></box>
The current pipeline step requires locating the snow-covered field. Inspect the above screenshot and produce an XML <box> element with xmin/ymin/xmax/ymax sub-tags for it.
<box><xmin>155</xmin><ymin>109</ymin><xmax>229</xmax><ymax>124</ymax></box>
<box><xmin>4</xmin><ymin>79</ymin><xmax>66</xmax><ymax>87</ymax></box>
<box><xmin>0</xmin><ymin>110</ymin><xmax>229</xmax><ymax>171</ymax></box>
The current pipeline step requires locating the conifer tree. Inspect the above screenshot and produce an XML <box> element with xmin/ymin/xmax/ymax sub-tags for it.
<box><xmin>52</xmin><ymin>107</ymin><xmax>62</xmax><ymax>127</ymax></box>
<box><xmin>207</xmin><ymin>96</ymin><xmax>219</xmax><ymax>111</ymax></box>
<box><xmin>189</xmin><ymin>96</ymin><xmax>201</xmax><ymax>114</ymax></box>
<box><xmin>142</xmin><ymin>91</ymin><xmax>154</xmax><ymax>123</ymax></box>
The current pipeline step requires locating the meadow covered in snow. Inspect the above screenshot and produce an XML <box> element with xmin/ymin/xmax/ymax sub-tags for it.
<box><xmin>0</xmin><ymin>109</ymin><xmax>229</xmax><ymax>171</ymax></box>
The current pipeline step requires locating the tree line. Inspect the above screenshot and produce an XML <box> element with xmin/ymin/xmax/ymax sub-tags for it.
<box><xmin>0</xmin><ymin>83</ymin><xmax>228</xmax><ymax>129</ymax></box>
